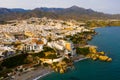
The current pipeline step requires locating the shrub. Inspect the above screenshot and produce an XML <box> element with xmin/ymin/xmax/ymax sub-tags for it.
<box><xmin>76</xmin><ymin>47</ymin><xmax>90</xmax><ymax>55</ymax></box>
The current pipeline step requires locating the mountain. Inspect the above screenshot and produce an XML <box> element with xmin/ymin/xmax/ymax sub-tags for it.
<box><xmin>34</xmin><ymin>6</ymin><xmax>113</xmax><ymax>20</ymax></box>
<box><xmin>0</xmin><ymin>6</ymin><xmax>120</xmax><ymax>21</ymax></box>
<box><xmin>0</xmin><ymin>8</ymin><xmax>29</xmax><ymax>14</ymax></box>
<box><xmin>35</xmin><ymin>6</ymin><xmax>95</xmax><ymax>14</ymax></box>
<box><xmin>10</xmin><ymin>8</ymin><xmax>29</xmax><ymax>13</ymax></box>
<box><xmin>30</xmin><ymin>6</ymin><xmax>120</xmax><ymax>20</ymax></box>
<box><xmin>0</xmin><ymin>8</ymin><xmax>12</xmax><ymax>14</ymax></box>
<box><xmin>34</xmin><ymin>7</ymin><xmax>64</xmax><ymax>13</ymax></box>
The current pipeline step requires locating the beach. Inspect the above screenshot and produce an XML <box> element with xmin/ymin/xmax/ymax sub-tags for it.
<box><xmin>34</xmin><ymin>58</ymin><xmax>87</xmax><ymax>80</ymax></box>
<box><xmin>14</xmin><ymin>67</ymin><xmax>52</xmax><ymax>80</ymax></box>
<box><xmin>13</xmin><ymin>56</ymin><xmax>87</xmax><ymax>80</ymax></box>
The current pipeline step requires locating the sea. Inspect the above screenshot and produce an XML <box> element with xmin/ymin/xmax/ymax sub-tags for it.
<box><xmin>39</xmin><ymin>27</ymin><xmax>120</xmax><ymax>80</ymax></box>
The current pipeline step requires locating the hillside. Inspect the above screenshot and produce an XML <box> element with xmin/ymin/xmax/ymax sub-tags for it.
<box><xmin>0</xmin><ymin>6</ymin><xmax>120</xmax><ymax>21</ymax></box>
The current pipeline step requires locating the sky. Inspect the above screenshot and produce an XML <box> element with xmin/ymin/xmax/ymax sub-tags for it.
<box><xmin>0</xmin><ymin>0</ymin><xmax>120</xmax><ymax>14</ymax></box>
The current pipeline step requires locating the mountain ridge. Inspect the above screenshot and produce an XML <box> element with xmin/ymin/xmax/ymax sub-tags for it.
<box><xmin>0</xmin><ymin>6</ymin><xmax>120</xmax><ymax>21</ymax></box>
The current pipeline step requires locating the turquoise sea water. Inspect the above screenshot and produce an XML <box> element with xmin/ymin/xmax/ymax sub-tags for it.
<box><xmin>39</xmin><ymin>27</ymin><xmax>120</xmax><ymax>80</ymax></box>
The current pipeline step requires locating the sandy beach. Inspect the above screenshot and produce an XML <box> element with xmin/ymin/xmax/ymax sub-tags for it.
<box><xmin>33</xmin><ymin>71</ymin><xmax>53</xmax><ymax>80</ymax></box>
<box><xmin>14</xmin><ymin>67</ymin><xmax>53</xmax><ymax>80</ymax></box>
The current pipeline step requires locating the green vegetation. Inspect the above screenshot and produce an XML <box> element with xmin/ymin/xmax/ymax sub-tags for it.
<box><xmin>69</xmin><ymin>31</ymin><xmax>95</xmax><ymax>45</ymax></box>
<box><xmin>43</xmin><ymin>63</ymin><xmax>49</xmax><ymax>67</ymax></box>
<box><xmin>31</xmin><ymin>51</ymin><xmax>45</xmax><ymax>58</ymax></box>
<box><xmin>1</xmin><ymin>54</ymin><xmax>28</xmax><ymax>68</ymax></box>
<box><xmin>43</xmin><ymin>46</ymin><xmax>56</xmax><ymax>53</ymax></box>
<box><xmin>86</xmin><ymin>20</ymin><xmax>120</xmax><ymax>27</ymax></box>
<box><xmin>45</xmin><ymin>54</ymin><xmax>57</xmax><ymax>59</ymax></box>
<box><xmin>1</xmin><ymin>46</ymin><xmax>56</xmax><ymax>68</ymax></box>
<box><xmin>62</xmin><ymin>57</ymin><xmax>71</xmax><ymax>63</ymax></box>
<box><xmin>32</xmin><ymin>46</ymin><xmax>57</xmax><ymax>59</ymax></box>
<box><xmin>0</xmin><ymin>46</ymin><xmax>57</xmax><ymax>77</ymax></box>
<box><xmin>69</xmin><ymin>33</ymin><xmax>84</xmax><ymax>44</ymax></box>
<box><xmin>76</xmin><ymin>47</ymin><xmax>90</xmax><ymax>55</ymax></box>
<box><xmin>0</xmin><ymin>68</ymin><xmax>13</xmax><ymax>77</ymax></box>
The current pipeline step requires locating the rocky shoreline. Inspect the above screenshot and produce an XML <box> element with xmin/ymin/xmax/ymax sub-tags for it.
<box><xmin>30</xmin><ymin>28</ymin><xmax>112</xmax><ymax>80</ymax></box>
<box><xmin>32</xmin><ymin>57</ymin><xmax>87</xmax><ymax>80</ymax></box>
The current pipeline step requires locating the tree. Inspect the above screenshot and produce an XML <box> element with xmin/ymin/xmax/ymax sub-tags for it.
<box><xmin>26</xmin><ymin>55</ymin><xmax>34</xmax><ymax>63</ymax></box>
<box><xmin>46</xmin><ymin>54</ymin><xmax>57</xmax><ymax>60</ymax></box>
<box><xmin>76</xmin><ymin>47</ymin><xmax>90</xmax><ymax>55</ymax></box>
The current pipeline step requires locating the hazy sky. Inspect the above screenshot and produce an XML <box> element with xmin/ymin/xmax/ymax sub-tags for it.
<box><xmin>0</xmin><ymin>0</ymin><xmax>120</xmax><ymax>14</ymax></box>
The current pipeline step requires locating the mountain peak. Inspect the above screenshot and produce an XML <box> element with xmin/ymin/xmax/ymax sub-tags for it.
<box><xmin>70</xmin><ymin>5</ymin><xmax>80</xmax><ymax>9</ymax></box>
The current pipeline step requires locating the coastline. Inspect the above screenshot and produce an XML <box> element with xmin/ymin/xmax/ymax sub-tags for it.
<box><xmin>5</xmin><ymin>26</ymin><xmax>97</xmax><ymax>80</ymax></box>
<box><xmin>24</xmin><ymin>26</ymin><xmax>113</xmax><ymax>80</ymax></box>
<box><xmin>33</xmin><ymin>26</ymin><xmax>120</xmax><ymax>80</ymax></box>
<box><xmin>14</xmin><ymin>67</ymin><xmax>53</xmax><ymax>80</ymax></box>
<box><xmin>74</xmin><ymin>57</ymin><xmax>88</xmax><ymax>62</ymax></box>
<box><xmin>33</xmin><ymin>71</ymin><xmax>54</xmax><ymax>80</ymax></box>
<box><xmin>90</xmin><ymin>27</ymin><xmax>100</xmax><ymax>29</ymax></box>
<box><xmin>33</xmin><ymin>57</ymin><xmax>87</xmax><ymax>80</ymax></box>
<box><xmin>13</xmin><ymin>28</ymin><xmax>96</xmax><ymax>80</ymax></box>
<box><xmin>25</xmin><ymin>28</ymin><xmax>96</xmax><ymax>80</ymax></box>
